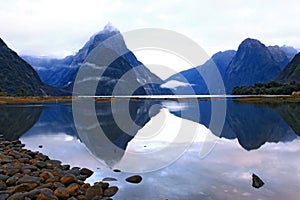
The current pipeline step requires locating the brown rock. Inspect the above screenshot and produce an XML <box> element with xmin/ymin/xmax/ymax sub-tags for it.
<box><xmin>54</xmin><ymin>187</ymin><xmax>70</xmax><ymax>199</ymax></box>
<box><xmin>22</xmin><ymin>165</ymin><xmax>38</xmax><ymax>171</ymax></box>
<box><xmin>7</xmin><ymin>192</ymin><xmax>25</xmax><ymax>200</ymax></box>
<box><xmin>45</xmin><ymin>176</ymin><xmax>60</xmax><ymax>183</ymax></box>
<box><xmin>12</xmin><ymin>140</ymin><xmax>21</xmax><ymax>145</ymax></box>
<box><xmin>66</xmin><ymin>183</ymin><xmax>80</xmax><ymax>196</ymax></box>
<box><xmin>0</xmin><ymin>158</ymin><xmax>13</xmax><ymax>164</ymax></box>
<box><xmin>18</xmin><ymin>157</ymin><xmax>30</xmax><ymax>163</ymax></box>
<box><xmin>80</xmin><ymin>168</ymin><xmax>94</xmax><ymax>177</ymax></box>
<box><xmin>35</xmin><ymin>153</ymin><xmax>49</xmax><ymax>161</ymax></box>
<box><xmin>22</xmin><ymin>169</ymin><xmax>31</xmax><ymax>174</ymax></box>
<box><xmin>77</xmin><ymin>195</ymin><xmax>87</xmax><ymax>200</ymax></box>
<box><xmin>67</xmin><ymin>167</ymin><xmax>80</xmax><ymax>176</ymax></box>
<box><xmin>252</xmin><ymin>173</ymin><xmax>264</xmax><ymax>189</ymax></box>
<box><xmin>52</xmin><ymin>169</ymin><xmax>64</xmax><ymax>177</ymax></box>
<box><xmin>46</xmin><ymin>160</ymin><xmax>62</xmax><ymax>168</ymax></box>
<box><xmin>94</xmin><ymin>182</ymin><xmax>109</xmax><ymax>189</ymax></box>
<box><xmin>67</xmin><ymin>197</ymin><xmax>77</xmax><ymax>200</ymax></box>
<box><xmin>80</xmin><ymin>183</ymin><xmax>91</xmax><ymax>192</ymax></box>
<box><xmin>91</xmin><ymin>196</ymin><xmax>103</xmax><ymax>200</ymax></box>
<box><xmin>12</xmin><ymin>183</ymin><xmax>38</xmax><ymax>193</ymax></box>
<box><xmin>40</xmin><ymin>171</ymin><xmax>54</xmax><ymax>180</ymax></box>
<box><xmin>36</xmin><ymin>183</ymin><xmax>55</xmax><ymax>190</ymax></box>
<box><xmin>61</xmin><ymin>165</ymin><xmax>70</xmax><ymax>170</ymax></box>
<box><xmin>16</xmin><ymin>174</ymin><xmax>41</xmax><ymax>185</ymax></box>
<box><xmin>37</xmin><ymin>188</ymin><xmax>58</xmax><ymax>200</ymax></box>
<box><xmin>85</xmin><ymin>185</ymin><xmax>103</xmax><ymax>200</ymax></box>
<box><xmin>102</xmin><ymin>177</ymin><xmax>117</xmax><ymax>182</ymax></box>
<box><xmin>6</xmin><ymin>175</ymin><xmax>20</xmax><ymax>186</ymax></box>
<box><xmin>8</xmin><ymin>150</ymin><xmax>22</xmax><ymax>159</ymax></box>
<box><xmin>60</xmin><ymin>174</ymin><xmax>76</xmax><ymax>186</ymax></box>
<box><xmin>0</xmin><ymin>174</ymin><xmax>9</xmax><ymax>182</ymax></box>
<box><xmin>0</xmin><ymin>179</ymin><xmax>7</xmax><ymax>190</ymax></box>
<box><xmin>24</xmin><ymin>189</ymin><xmax>41</xmax><ymax>198</ymax></box>
<box><xmin>103</xmin><ymin>186</ymin><xmax>118</xmax><ymax>197</ymax></box>
<box><xmin>3</xmin><ymin>166</ymin><xmax>22</xmax><ymax>176</ymax></box>
<box><xmin>125</xmin><ymin>175</ymin><xmax>142</xmax><ymax>184</ymax></box>
<box><xmin>77</xmin><ymin>175</ymin><xmax>88</xmax><ymax>181</ymax></box>
<box><xmin>30</xmin><ymin>171</ymin><xmax>40</xmax><ymax>177</ymax></box>
<box><xmin>35</xmin><ymin>161</ymin><xmax>46</xmax><ymax>169</ymax></box>
<box><xmin>53</xmin><ymin>182</ymin><xmax>65</xmax><ymax>189</ymax></box>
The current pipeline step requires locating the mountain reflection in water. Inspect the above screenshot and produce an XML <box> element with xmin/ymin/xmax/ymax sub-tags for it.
<box><xmin>169</xmin><ymin>99</ymin><xmax>300</xmax><ymax>150</ymax></box>
<box><xmin>0</xmin><ymin>98</ymin><xmax>298</xmax><ymax>166</ymax></box>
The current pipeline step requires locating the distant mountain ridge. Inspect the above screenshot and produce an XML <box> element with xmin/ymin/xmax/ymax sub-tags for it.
<box><xmin>165</xmin><ymin>50</ymin><xmax>236</xmax><ymax>94</ymax></box>
<box><xmin>0</xmin><ymin>38</ymin><xmax>60</xmax><ymax>96</ymax></box>
<box><xmin>166</xmin><ymin>38</ymin><xmax>298</xmax><ymax>94</ymax></box>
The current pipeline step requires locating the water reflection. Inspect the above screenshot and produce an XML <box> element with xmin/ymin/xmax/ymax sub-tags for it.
<box><xmin>273</xmin><ymin>102</ymin><xmax>300</xmax><ymax>136</ymax></box>
<box><xmin>169</xmin><ymin>99</ymin><xmax>300</xmax><ymax>150</ymax></box>
<box><xmin>20</xmin><ymin>100</ymin><xmax>160</xmax><ymax>167</ymax></box>
<box><xmin>4</xmin><ymin>99</ymin><xmax>300</xmax><ymax>157</ymax></box>
<box><xmin>0</xmin><ymin>104</ymin><xmax>43</xmax><ymax>141</ymax></box>
<box><xmin>75</xmin><ymin>99</ymin><xmax>160</xmax><ymax>167</ymax></box>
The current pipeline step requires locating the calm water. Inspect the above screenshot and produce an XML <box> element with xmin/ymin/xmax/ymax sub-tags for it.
<box><xmin>1</xmin><ymin>98</ymin><xmax>300</xmax><ymax>200</ymax></box>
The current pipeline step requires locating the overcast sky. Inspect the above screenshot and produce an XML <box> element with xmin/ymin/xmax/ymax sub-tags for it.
<box><xmin>1</xmin><ymin>0</ymin><xmax>300</xmax><ymax>58</ymax></box>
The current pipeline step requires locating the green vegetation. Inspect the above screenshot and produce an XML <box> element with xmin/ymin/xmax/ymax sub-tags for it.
<box><xmin>232</xmin><ymin>81</ymin><xmax>300</xmax><ymax>95</ymax></box>
<box><xmin>276</xmin><ymin>52</ymin><xmax>300</xmax><ymax>83</ymax></box>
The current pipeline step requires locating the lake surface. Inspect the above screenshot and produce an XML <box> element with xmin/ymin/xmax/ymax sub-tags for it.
<box><xmin>1</xmin><ymin>98</ymin><xmax>300</xmax><ymax>199</ymax></box>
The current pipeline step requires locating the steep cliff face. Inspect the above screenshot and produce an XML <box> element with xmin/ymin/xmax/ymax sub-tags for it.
<box><xmin>276</xmin><ymin>53</ymin><xmax>300</xmax><ymax>83</ymax></box>
<box><xmin>224</xmin><ymin>38</ymin><xmax>283</xmax><ymax>93</ymax></box>
<box><xmin>0</xmin><ymin>38</ymin><xmax>58</xmax><ymax>96</ymax></box>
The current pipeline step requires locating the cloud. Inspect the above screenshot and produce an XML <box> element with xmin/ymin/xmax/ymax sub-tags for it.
<box><xmin>0</xmin><ymin>0</ymin><xmax>299</xmax><ymax>58</ymax></box>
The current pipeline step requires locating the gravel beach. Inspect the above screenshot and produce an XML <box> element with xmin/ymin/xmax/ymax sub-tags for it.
<box><xmin>0</xmin><ymin>139</ymin><xmax>119</xmax><ymax>200</ymax></box>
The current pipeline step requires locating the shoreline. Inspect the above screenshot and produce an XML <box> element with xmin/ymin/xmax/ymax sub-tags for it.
<box><xmin>0</xmin><ymin>95</ymin><xmax>300</xmax><ymax>104</ymax></box>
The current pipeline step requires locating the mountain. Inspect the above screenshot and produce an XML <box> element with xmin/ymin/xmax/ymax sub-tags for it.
<box><xmin>224</xmin><ymin>38</ymin><xmax>284</xmax><ymax>93</ymax></box>
<box><xmin>267</xmin><ymin>45</ymin><xmax>290</xmax><ymax>69</ymax></box>
<box><xmin>0</xmin><ymin>38</ymin><xmax>59</xmax><ymax>96</ymax></box>
<box><xmin>280</xmin><ymin>45</ymin><xmax>298</xmax><ymax>61</ymax></box>
<box><xmin>21</xmin><ymin>55</ymin><xmax>74</xmax><ymax>87</ymax></box>
<box><xmin>165</xmin><ymin>38</ymin><xmax>297</xmax><ymax>94</ymax></box>
<box><xmin>275</xmin><ymin>52</ymin><xmax>300</xmax><ymax>83</ymax></box>
<box><xmin>165</xmin><ymin>50</ymin><xmax>236</xmax><ymax>94</ymax></box>
<box><xmin>23</xmin><ymin>23</ymin><xmax>169</xmax><ymax>95</ymax></box>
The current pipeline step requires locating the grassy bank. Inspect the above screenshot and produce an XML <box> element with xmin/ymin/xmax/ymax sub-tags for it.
<box><xmin>231</xmin><ymin>95</ymin><xmax>300</xmax><ymax>103</ymax></box>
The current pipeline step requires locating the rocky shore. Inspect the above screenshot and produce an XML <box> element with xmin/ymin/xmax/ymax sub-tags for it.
<box><xmin>0</xmin><ymin>140</ymin><xmax>119</xmax><ymax>200</ymax></box>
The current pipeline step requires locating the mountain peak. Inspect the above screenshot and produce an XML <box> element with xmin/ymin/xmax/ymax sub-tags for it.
<box><xmin>88</xmin><ymin>23</ymin><xmax>121</xmax><ymax>45</ymax></box>
<box><xmin>240</xmin><ymin>38</ymin><xmax>265</xmax><ymax>48</ymax></box>
<box><xmin>102</xmin><ymin>22</ymin><xmax>120</xmax><ymax>33</ymax></box>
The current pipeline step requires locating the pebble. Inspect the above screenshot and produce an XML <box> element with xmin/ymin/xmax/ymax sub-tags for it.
<box><xmin>103</xmin><ymin>186</ymin><xmax>118</xmax><ymax>197</ymax></box>
<box><xmin>102</xmin><ymin>177</ymin><xmax>117</xmax><ymax>182</ymax></box>
<box><xmin>252</xmin><ymin>173</ymin><xmax>264</xmax><ymax>188</ymax></box>
<box><xmin>60</xmin><ymin>174</ymin><xmax>76</xmax><ymax>186</ymax></box>
<box><xmin>125</xmin><ymin>175</ymin><xmax>142</xmax><ymax>184</ymax></box>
